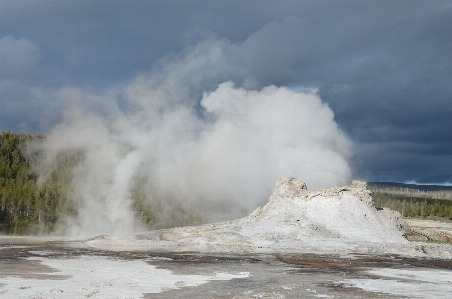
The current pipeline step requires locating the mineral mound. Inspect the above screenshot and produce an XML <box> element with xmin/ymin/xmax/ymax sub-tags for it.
<box><xmin>242</xmin><ymin>177</ymin><xmax>408</xmax><ymax>243</ymax></box>
<box><xmin>90</xmin><ymin>176</ymin><xmax>452</xmax><ymax>257</ymax></box>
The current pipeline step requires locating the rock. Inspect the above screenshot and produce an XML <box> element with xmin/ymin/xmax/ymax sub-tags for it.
<box><xmin>272</xmin><ymin>176</ymin><xmax>307</xmax><ymax>197</ymax></box>
<box><xmin>253</xmin><ymin>177</ymin><xmax>408</xmax><ymax>243</ymax></box>
<box><xmin>350</xmin><ymin>180</ymin><xmax>368</xmax><ymax>189</ymax></box>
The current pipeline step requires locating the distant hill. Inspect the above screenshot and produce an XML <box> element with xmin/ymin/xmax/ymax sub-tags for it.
<box><xmin>368</xmin><ymin>182</ymin><xmax>452</xmax><ymax>192</ymax></box>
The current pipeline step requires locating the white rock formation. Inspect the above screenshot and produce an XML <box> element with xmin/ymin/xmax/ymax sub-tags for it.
<box><xmin>241</xmin><ymin>177</ymin><xmax>407</xmax><ymax>243</ymax></box>
<box><xmin>88</xmin><ymin>177</ymin><xmax>452</xmax><ymax>258</ymax></box>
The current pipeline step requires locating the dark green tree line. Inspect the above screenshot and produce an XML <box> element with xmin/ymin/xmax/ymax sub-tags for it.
<box><xmin>0</xmin><ymin>131</ymin><xmax>44</xmax><ymax>234</ymax></box>
<box><xmin>371</xmin><ymin>191</ymin><xmax>452</xmax><ymax>219</ymax></box>
<box><xmin>0</xmin><ymin>131</ymin><xmax>200</xmax><ymax>235</ymax></box>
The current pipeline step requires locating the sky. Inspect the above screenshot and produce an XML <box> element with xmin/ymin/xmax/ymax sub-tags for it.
<box><xmin>1</xmin><ymin>0</ymin><xmax>451</xmax><ymax>185</ymax></box>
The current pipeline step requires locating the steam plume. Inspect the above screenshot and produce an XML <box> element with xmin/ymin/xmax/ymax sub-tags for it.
<box><xmin>35</xmin><ymin>38</ymin><xmax>352</xmax><ymax>237</ymax></box>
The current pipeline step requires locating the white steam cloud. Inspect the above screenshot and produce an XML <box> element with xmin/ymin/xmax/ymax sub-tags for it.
<box><xmin>36</xmin><ymin>38</ymin><xmax>352</xmax><ymax>237</ymax></box>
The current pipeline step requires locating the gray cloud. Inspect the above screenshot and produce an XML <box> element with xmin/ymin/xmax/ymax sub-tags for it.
<box><xmin>0</xmin><ymin>35</ymin><xmax>39</xmax><ymax>78</ymax></box>
<box><xmin>0</xmin><ymin>0</ymin><xmax>451</xmax><ymax>185</ymax></box>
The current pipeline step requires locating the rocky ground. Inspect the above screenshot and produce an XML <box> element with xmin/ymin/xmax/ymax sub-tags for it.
<box><xmin>404</xmin><ymin>218</ymin><xmax>452</xmax><ymax>243</ymax></box>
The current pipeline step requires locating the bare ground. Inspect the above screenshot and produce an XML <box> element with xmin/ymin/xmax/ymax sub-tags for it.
<box><xmin>404</xmin><ymin>218</ymin><xmax>452</xmax><ymax>243</ymax></box>
<box><xmin>1</xmin><ymin>243</ymin><xmax>451</xmax><ymax>298</ymax></box>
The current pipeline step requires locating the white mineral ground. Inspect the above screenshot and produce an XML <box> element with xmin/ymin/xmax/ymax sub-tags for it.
<box><xmin>88</xmin><ymin>177</ymin><xmax>452</xmax><ymax>259</ymax></box>
<box><xmin>0</xmin><ymin>255</ymin><xmax>249</xmax><ymax>298</ymax></box>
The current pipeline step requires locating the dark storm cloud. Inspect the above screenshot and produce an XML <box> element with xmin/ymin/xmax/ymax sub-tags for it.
<box><xmin>0</xmin><ymin>36</ymin><xmax>39</xmax><ymax>78</ymax></box>
<box><xmin>0</xmin><ymin>0</ymin><xmax>282</xmax><ymax>87</ymax></box>
<box><xmin>355</xmin><ymin>141</ymin><xmax>452</xmax><ymax>184</ymax></box>
<box><xmin>0</xmin><ymin>0</ymin><xmax>451</xmax><ymax>184</ymax></box>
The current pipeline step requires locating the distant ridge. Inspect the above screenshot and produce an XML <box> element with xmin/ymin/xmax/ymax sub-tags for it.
<box><xmin>368</xmin><ymin>182</ymin><xmax>452</xmax><ymax>192</ymax></box>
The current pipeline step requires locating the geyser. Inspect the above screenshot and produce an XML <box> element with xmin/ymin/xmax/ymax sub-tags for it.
<box><xmin>89</xmin><ymin>177</ymin><xmax>450</xmax><ymax>258</ymax></box>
